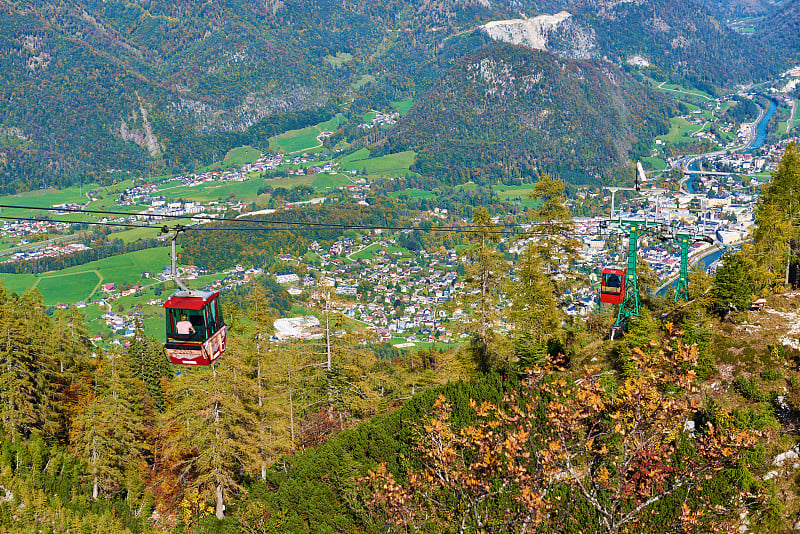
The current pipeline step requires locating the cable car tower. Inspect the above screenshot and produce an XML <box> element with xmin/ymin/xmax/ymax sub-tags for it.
<box><xmin>161</xmin><ymin>226</ymin><xmax>227</xmax><ymax>366</ymax></box>
<box><xmin>600</xmin><ymin>163</ymin><xmax>668</xmax><ymax>339</ymax></box>
<box><xmin>659</xmin><ymin>228</ymin><xmax>715</xmax><ymax>302</ymax></box>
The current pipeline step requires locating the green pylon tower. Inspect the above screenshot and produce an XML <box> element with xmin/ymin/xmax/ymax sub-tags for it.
<box><xmin>615</xmin><ymin>222</ymin><xmax>642</xmax><ymax>327</ymax></box>
<box><xmin>613</xmin><ymin>220</ymin><xmax>663</xmax><ymax>333</ymax></box>
<box><xmin>674</xmin><ymin>234</ymin><xmax>692</xmax><ymax>302</ymax></box>
<box><xmin>673</xmin><ymin>233</ymin><xmax>714</xmax><ymax>302</ymax></box>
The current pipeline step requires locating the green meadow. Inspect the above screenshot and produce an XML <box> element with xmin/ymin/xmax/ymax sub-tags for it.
<box><xmin>387</xmin><ymin>188</ymin><xmax>437</xmax><ymax>200</ymax></box>
<box><xmin>0</xmin><ymin>247</ymin><xmax>175</xmax><ymax>304</ymax></box>
<box><xmin>341</xmin><ymin>150</ymin><xmax>416</xmax><ymax>176</ymax></box>
<box><xmin>223</xmin><ymin>146</ymin><xmax>261</xmax><ymax>167</ymax></box>
<box><xmin>392</xmin><ymin>99</ymin><xmax>414</xmax><ymax>115</ymax></box>
<box><xmin>641</xmin><ymin>157</ymin><xmax>668</xmax><ymax>171</ymax></box>
<box><xmin>269</xmin><ymin>116</ymin><xmax>343</xmax><ymax>155</ymax></box>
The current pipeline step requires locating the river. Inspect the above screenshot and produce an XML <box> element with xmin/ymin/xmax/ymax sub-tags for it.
<box><xmin>745</xmin><ymin>98</ymin><xmax>777</xmax><ymax>154</ymax></box>
<box><xmin>685</xmin><ymin>97</ymin><xmax>776</xmax><ymax>193</ymax></box>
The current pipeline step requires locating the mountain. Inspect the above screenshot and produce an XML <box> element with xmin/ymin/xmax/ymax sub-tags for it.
<box><xmin>696</xmin><ymin>0</ymin><xmax>776</xmax><ymax>17</ymax></box>
<box><xmin>756</xmin><ymin>1</ymin><xmax>800</xmax><ymax>61</ymax></box>
<box><xmin>0</xmin><ymin>0</ymin><xmax>787</xmax><ymax>189</ymax></box>
<box><xmin>386</xmin><ymin>42</ymin><xmax>674</xmax><ymax>185</ymax></box>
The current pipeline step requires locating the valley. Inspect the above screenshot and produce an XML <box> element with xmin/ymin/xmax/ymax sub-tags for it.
<box><xmin>1</xmin><ymin>1</ymin><xmax>800</xmax><ymax>531</ymax></box>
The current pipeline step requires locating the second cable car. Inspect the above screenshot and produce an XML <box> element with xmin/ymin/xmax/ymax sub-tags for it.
<box><xmin>600</xmin><ymin>267</ymin><xmax>627</xmax><ymax>305</ymax></box>
<box><xmin>161</xmin><ymin>226</ymin><xmax>227</xmax><ymax>366</ymax></box>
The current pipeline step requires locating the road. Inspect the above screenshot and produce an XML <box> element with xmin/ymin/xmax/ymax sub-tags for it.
<box><xmin>788</xmin><ymin>98</ymin><xmax>797</xmax><ymax>134</ymax></box>
<box><xmin>674</xmin><ymin>99</ymin><xmax>766</xmax><ymax>194</ymax></box>
<box><xmin>0</xmin><ymin>231</ymin><xmax>90</xmax><ymax>257</ymax></box>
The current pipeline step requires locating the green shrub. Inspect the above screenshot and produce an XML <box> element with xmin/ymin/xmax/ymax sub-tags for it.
<box><xmin>760</xmin><ymin>368</ymin><xmax>782</xmax><ymax>381</ymax></box>
<box><xmin>733</xmin><ymin>376</ymin><xmax>770</xmax><ymax>402</ymax></box>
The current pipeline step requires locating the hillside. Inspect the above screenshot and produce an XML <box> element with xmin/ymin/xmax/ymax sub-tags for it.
<box><xmin>386</xmin><ymin>42</ymin><xmax>675</xmax><ymax>184</ymax></box>
<box><xmin>756</xmin><ymin>1</ymin><xmax>800</xmax><ymax>62</ymax></box>
<box><xmin>0</xmin><ymin>0</ymin><xmax>788</xmax><ymax>189</ymax></box>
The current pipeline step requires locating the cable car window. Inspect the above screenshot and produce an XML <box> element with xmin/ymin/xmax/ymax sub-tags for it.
<box><xmin>604</xmin><ymin>274</ymin><xmax>621</xmax><ymax>288</ymax></box>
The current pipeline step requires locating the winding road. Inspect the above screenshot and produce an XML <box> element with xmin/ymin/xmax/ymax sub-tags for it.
<box><xmin>674</xmin><ymin>99</ymin><xmax>766</xmax><ymax>194</ymax></box>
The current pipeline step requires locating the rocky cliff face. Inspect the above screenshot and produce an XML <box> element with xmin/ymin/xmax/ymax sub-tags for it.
<box><xmin>481</xmin><ymin>12</ymin><xmax>598</xmax><ymax>59</ymax></box>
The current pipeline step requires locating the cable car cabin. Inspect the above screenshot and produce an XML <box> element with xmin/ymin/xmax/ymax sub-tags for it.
<box><xmin>163</xmin><ymin>290</ymin><xmax>227</xmax><ymax>366</ymax></box>
<box><xmin>600</xmin><ymin>268</ymin><xmax>627</xmax><ymax>305</ymax></box>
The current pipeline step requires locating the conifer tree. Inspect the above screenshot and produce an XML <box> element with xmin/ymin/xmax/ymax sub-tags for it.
<box><xmin>71</xmin><ymin>353</ymin><xmax>149</xmax><ymax>500</ymax></box>
<box><xmin>751</xmin><ymin>141</ymin><xmax>800</xmax><ymax>290</ymax></box>
<box><xmin>510</xmin><ymin>250</ymin><xmax>562</xmax><ymax>369</ymax></box>
<box><xmin>128</xmin><ymin>321</ymin><xmax>171</xmax><ymax>411</ymax></box>
<box><xmin>0</xmin><ymin>288</ymin><xmax>60</xmax><ymax>442</ymax></box>
<box><xmin>523</xmin><ymin>174</ymin><xmax>579</xmax><ymax>284</ymax></box>
<box><xmin>460</xmin><ymin>206</ymin><xmax>511</xmax><ymax>373</ymax></box>
<box><xmin>161</xmin><ymin>336</ymin><xmax>257</xmax><ymax>519</ymax></box>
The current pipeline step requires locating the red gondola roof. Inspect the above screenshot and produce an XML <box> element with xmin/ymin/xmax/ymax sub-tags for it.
<box><xmin>163</xmin><ymin>291</ymin><xmax>219</xmax><ymax>310</ymax></box>
<box><xmin>602</xmin><ymin>268</ymin><xmax>626</xmax><ymax>275</ymax></box>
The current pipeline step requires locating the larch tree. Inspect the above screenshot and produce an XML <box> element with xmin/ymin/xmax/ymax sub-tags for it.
<box><xmin>71</xmin><ymin>353</ymin><xmax>149</xmax><ymax>500</ymax></box>
<box><xmin>160</xmin><ymin>336</ymin><xmax>258</xmax><ymax>519</ymax></box>
<box><xmin>523</xmin><ymin>174</ymin><xmax>580</xmax><ymax>285</ymax></box>
<box><xmin>364</xmin><ymin>325</ymin><xmax>763</xmax><ymax>534</ymax></box>
<box><xmin>460</xmin><ymin>206</ymin><xmax>511</xmax><ymax>373</ymax></box>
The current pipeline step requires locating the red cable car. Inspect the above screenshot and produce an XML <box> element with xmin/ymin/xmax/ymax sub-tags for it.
<box><xmin>160</xmin><ymin>226</ymin><xmax>227</xmax><ymax>366</ymax></box>
<box><xmin>600</xmin><ymin>267</ymin><xmax>627</xmax><ymax>305</ymax></box>
<box><xmin>163</xmin><ymin>290</ymin><xmax>227</xmax><ymax>366</ymax></box>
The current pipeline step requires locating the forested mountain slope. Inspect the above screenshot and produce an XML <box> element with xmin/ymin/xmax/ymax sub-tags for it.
<box><xmin>756</xmin><ymin>1</ymin><xmax>800</xmax><ymax>62</ymax></box>
<box><xmin>0</xmin><ymin>0</ymin><xmax>787</xmax><ymax>189</ymax></box>
<box><xmin>387</xmin><ymin>42</ymin><xmax>675</xmax><ymax>184</ymax></box>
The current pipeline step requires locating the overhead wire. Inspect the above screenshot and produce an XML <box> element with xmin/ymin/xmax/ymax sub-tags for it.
<box><xmin>0</xmin><ymin>203</ymin><xmax>579</xmax><ymax>236</ymax></box>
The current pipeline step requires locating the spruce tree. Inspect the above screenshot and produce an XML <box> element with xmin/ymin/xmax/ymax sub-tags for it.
<box><xmin>0</xmin><ymin>289</ymin><xmax>60</xmax><ymax>442</ymax></box>
<box><xmin>71</xmin><ymin>353</ymin><xmax>149</xmax><ymax>499</ymax></box>
<box><xmin>128</xmin><ymin>321</ymin><xmax>171</xmax><ymax>411</ymax></box>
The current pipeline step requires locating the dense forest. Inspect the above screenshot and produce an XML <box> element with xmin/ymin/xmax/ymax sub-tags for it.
<box><xmin>387</xmin><ymin>43</ymin><xmax>675</xmax><ymax>185</ymax></box>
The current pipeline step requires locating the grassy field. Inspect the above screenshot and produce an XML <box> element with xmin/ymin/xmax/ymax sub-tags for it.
<box><xmin>362</xmin><ymin>111</ymin><xmax>377</xmax><ymax>124</ymax></box>
<box><xmin>271</xmin><ymin>125</ymin><xmax>323</xmax><ymax>154</ymax></box>
<box><xmin>35</xmin><ymin>271</ymin><xmax>102</xmax><ymax>304</ymax></box>
<box><xmin>494</xmin><ymin>185</ymin><xmax>543</xmax><ymax>209</ymax></box>
<box><xmin>352</xmin><ymin>74</ymin><xmax>376</xmax><ymax>89</ymax></box>
<box><xmin>456</xmin><ymin>182</ymin><xmax>478</xmax><ymax>192</ymax></box>
<box><xmin>340</xmin><ymin>148</ymin><xmax>371</xmax><ymax>164</ymax></box>
<box><xmin>110</xmin><ymin>219</ymin><xmax>194</xmax><ymax>244</ymax></box>
<box><xmin>0</xmin><ymin>247</ymin><xmax>175</xmax><ymax>304</ymax></box>
<box><xmin>660</xmin><ymin>117</ymin><xmax>704</xmax><ymax>144</ymax></box>
<box><xmin>159</xmin><ymin>177</ymin><xmax>269</xmax><ymax>203</ymax></box>
<box><xmin>392</xmin><ymin>99</ymin><xmax>414</xmax><ymax>115</ymax></box>
<box><xmin>341</xmin><ymin>150</ymin><xmax>416</xmax><ymax>176</ymax></box>
<box><xmin>269</xmin><ymin>116</ymin><xmax>342</xmax><ymax>155</ymax></box>
<box><xmin>651</xmin><ymin>80</ymin><xmax>714</xmax><ymax>102</ymax></box>
<box><xmin>223</xmin><ymin>146</ymin><xmax>261</xmax><ymax>167</ymax></box>
<box><xmin>387</xmin><ymin>188</ymin><xmax>437</xmax><ymax>200</ymax></box>
<box><xmin>642</xmin><ymin>157</ymin><xmax>668</xmax><ymax>171</ymax></box>
<box><xmin>325</xmin><ymin>52</ymin><xmax>353</xmax><ymax>67</ymax></box>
